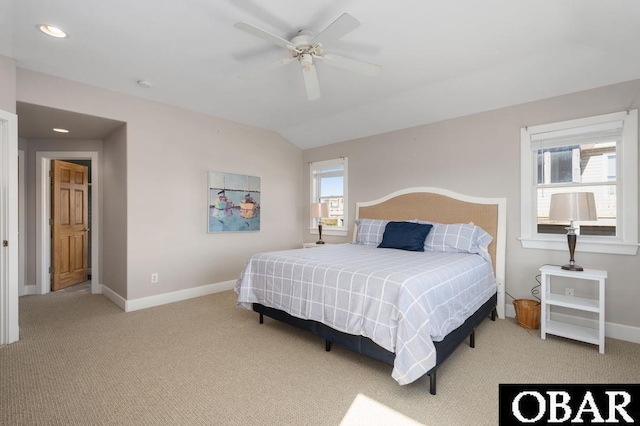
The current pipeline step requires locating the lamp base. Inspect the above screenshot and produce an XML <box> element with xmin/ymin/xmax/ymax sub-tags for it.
<box><xmin>561</xmin><ymin>263</ymin><xmax>584</xmax><ymax>272</ymax></box>
<box><xmin>562</xmin><ymin>233</ymin><xmax>583</xmax><ymax>271</ymax></box>
<box><xmin>315</xmin><ymin>240</ymin><xmax>325</xmax><ymax>245</ymax></box>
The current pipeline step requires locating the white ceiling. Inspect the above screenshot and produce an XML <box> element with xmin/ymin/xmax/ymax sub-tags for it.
<box><xmin>17</xmin><ymin>102</ymin><xmax>124</xmax><ymax>140</ymax></box>
<box><xmin>5</xmin><ymin>0</ymin><xmax>640</xmax><ymax>148</ymax></box>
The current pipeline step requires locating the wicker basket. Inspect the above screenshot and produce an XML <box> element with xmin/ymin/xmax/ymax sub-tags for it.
<box><xmin>513</xmin><ymin>299</ymin><xmax>541</xmax><ymax>329</ymax></box>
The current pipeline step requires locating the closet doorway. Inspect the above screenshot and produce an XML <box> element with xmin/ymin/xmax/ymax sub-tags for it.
<box><xmin>36</xmin><ymin>151</ymin><xmax>100</xmax><ymax>295</ymax></box>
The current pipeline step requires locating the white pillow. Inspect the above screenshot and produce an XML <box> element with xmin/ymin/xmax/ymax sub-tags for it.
<box><xmin>354</xmin><ymin>219</ymin><xmax>390</xmax><ymax>246</ymax></box>
<box><xmin>423</xmin><ymin>222</ymin><xmax>493</xmax><ymax>262</ymax></box>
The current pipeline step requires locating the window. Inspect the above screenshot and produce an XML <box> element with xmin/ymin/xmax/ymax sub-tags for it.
<box><xmin>310</xmin><ymin>158</ymin><xmax>348</xmax><ymax>236</ymax></box>
<box><xmin>520</xmin><ymin>110</ymin><xmax>638</xmax><ymax>255</ymax></box>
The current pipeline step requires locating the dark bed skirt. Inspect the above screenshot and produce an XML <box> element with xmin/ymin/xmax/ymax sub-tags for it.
<box><xmin>252</xmin><ymin>293</ymin><xmax>497</xmax><ymax>392</ymax></box>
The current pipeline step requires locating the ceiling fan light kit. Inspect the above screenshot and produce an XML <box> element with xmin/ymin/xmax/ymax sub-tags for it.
<box><xmin>235</xmin><ymin>13</ymin><xmax>381</xmax><ymax>101</ymax></box>
<box><xmin>299</xmin><ymin>53</ymin><xmax>313</xmax><ymax>70</ymax></box>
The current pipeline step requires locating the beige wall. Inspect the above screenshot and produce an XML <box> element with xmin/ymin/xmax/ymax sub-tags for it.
<box><xmin>8</xmin><ymin>64</ymin><xmax>639</xmax><ymax>329</ymax></box>
<box><xmin>0</xmin><ymin>55</ymin><xmax>16</xmax><ymax>113</ymax></box>
<box><xmin>303</xmin><ymin>78</ymin><xmax>640</xmax><ymax>329</ymax></box>
<box><xmin>103</xmin><ymin>124</ymin><xmax>128</xmax><ymax>297</ymax></box>
<box><xmin>16</xmin><ymin>68</ymin><xmax>303</xmax><ymax>300</ymax></box>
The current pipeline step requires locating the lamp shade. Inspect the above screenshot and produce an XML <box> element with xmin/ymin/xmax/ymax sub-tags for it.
<box><xmin>549</xmin><ymin>192</ymin><xmax>597</xmax><ymax>222</ymax></box>
<box><xmin>310</xmin><ymin>202</ymin><xmax>329</xmax><ymax>219</ymax></box>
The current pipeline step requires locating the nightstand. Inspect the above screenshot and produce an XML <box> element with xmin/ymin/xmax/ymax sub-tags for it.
<box><xmin>302</xmin><ymin>242</ymin><xmax>334</xmax><ymax>248</ymax></box>
<box><xmin>539</xmin><ymin>265</ymin><xmax>607</xmax><ymax>354</ymax></box>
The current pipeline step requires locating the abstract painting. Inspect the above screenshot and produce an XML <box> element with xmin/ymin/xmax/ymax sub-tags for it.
<box><xmin>208</xmin><ymin>171</ymin><xmax>260</xmax><ymax>233</ymax></box>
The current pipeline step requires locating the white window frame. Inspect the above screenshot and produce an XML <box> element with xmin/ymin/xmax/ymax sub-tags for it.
<box><xmin>309</xmin><ymin>157</ymin><xmax>348</xmax><ymax>237</ymax></box>
<box><xmin>520</xmin><ymin>109</ymin><xmax>638</xmax><ymax>255</ymax></box>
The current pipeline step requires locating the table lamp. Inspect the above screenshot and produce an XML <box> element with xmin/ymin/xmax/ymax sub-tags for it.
<box><xmin>310</xmin><ymin>202</ymin><xmax>329</xmax><ymax>244</ymax></box>
<box><xmin>548</xmin><ymin>192</ymin><xmax>597</xmax><ymax>271</ymax></box>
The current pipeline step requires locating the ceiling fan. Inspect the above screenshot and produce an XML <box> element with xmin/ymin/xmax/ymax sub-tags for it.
<box><xmin>234</xmin><ymin>13</ymin><xmax>381</xmax><ymax>101</ymax></box>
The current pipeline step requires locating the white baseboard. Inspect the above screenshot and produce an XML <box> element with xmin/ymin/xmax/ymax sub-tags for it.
<box><xmin>101</xmin><ymin>280</ymin><xmax>236</xmax><ymax>313</ymax></box>
<box><xmin>101</xmin><ymin>285</ymin><xmax>127</xmax><ymax>311</ymax></box>
<box><xmin>505</xmin><ymin>302</ymin><xmax>640</xmax><ymax>344</ymax></box>
<box><xmin>19</xmin><ymin>285</ymin><xmax>36</xmax><ymax>297</ymax></box>
<box><xmin>505</xmin><ymin>303</ymin><xmax>516</xmax><ymax>319</ymax></box>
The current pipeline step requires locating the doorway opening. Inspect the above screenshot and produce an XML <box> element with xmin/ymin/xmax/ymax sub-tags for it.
<box><xmin>0</xmin><ymin>109</ymin><xmax>19</xmax><ymax>345</ymax></box>
<box><xmin>36</xmin><ymin>151</ymin><xmax>100</xmax><ymax>295</ymax></box>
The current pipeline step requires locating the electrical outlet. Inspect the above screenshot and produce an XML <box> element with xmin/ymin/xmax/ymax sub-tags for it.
<box><xmin>565</xmin><ymin>287</ymin><xmax>574</xmax><ymax>296</ymax></box>
<box><xmin>151</xmin><ymin>273</ymin><xmax>159</xmax><ymax>283</ymax></box>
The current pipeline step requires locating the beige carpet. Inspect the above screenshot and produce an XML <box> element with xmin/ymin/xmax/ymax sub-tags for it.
<box><xmin>2</xmin><ymin>289</ymin><xmax>639</xmax><ymax>425</ymax></box>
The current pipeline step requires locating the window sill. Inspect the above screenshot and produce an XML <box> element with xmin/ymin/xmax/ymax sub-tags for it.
<box><xmin>519</xmin><ymin>237</ymin><xmax>638</xmax><ymax>255</ymax></box>
<box><xmin>309</xmin><ymin>227</ymin><xmax>348</xmax><ymax>237</ymax></box>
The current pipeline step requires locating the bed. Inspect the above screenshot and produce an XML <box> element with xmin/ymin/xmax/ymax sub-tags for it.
<box><xmin>235</xmin><ymin>187</ymin><xmax>506</xmax><ymax>394</ymax></box>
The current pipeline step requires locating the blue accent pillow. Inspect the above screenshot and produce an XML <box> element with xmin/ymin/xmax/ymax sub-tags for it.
<box><xmin>377</xmin><ymin>222</ymin><xmax>433</xmax><ymax>252</ymax></box>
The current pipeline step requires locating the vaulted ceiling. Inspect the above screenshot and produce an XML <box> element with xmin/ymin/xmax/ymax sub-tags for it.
<box><xmin>5</xmin><ymin>1</ymin><xmax>640</xmax><ymax>148</ymax></box>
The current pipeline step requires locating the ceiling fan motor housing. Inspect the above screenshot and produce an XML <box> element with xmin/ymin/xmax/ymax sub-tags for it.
<box><xmin>292</xmin><ymin>29</ymin><xmax>314</xmax><ymax>47</ymax></box>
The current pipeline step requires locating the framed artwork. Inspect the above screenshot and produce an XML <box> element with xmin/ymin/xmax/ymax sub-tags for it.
<box><xmin>208</xmin><ymin>171</ymin><xmax>260</xmax><ymax>233</ymax></box>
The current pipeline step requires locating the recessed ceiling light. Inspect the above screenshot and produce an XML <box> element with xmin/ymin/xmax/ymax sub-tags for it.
<box><xmin>137</xmin><ymin>80</ymin><xmax>153</xmax><ymax>89</ymax></box>
<box><xmin>53</xmin><ymin>128</ymin><xmax>69</xmax><ymax>133</ymax></box>
<box><xmin>38</xmin><ymin>24</ymin><xmax>68</xmax><ymax>38</ymax></box>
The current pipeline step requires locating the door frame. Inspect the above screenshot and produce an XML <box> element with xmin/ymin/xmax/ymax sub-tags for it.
<box><xmin>0</xmin><ymin>109</ymin><xmax>19</xmax><ymax>345</ymax></box>
<box><xmin>18</xmin><ymin>150</ymin><xmax>27</xmax><ymax>296</ymax></box>
<box><xmin>36</xmin><ymin>151</ymin><xmax>100</xmax><ymax>295</ymax></box>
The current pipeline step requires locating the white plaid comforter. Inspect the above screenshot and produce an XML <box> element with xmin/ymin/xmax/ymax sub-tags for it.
<box><xmin>235</xmin><ymin>243</ymin><xmax>496</xmax><ymax>385</ymax></box>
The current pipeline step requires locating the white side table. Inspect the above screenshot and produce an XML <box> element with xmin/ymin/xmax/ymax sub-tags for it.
<box><xmin>539</xmin><ymin>265</ymin><xmax>607</xmax><ymax>354</ymax></box>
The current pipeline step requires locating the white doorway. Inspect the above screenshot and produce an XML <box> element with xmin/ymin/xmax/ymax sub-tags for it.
<box><xmin>0</xmin><ymin>109</ymin><xmax>19</xmax><ymax>345</ymax></box>
<box><xmin>18</xmin><ymin>150</ymin><xmax>26</xmax><ymax>296</ymax></box>
<box><xmin>35</xmin><ymin>151</ymin><xmax>100</xmax><ymax>295</ymax></box>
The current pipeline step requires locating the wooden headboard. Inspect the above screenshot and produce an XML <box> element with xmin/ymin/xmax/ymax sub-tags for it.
<box><xmin>355</xmin><ymin>187</ymin><xmax>507</xmax><ymax>319</ymax></box>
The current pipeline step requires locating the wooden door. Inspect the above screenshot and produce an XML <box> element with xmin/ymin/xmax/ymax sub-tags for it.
<box><xmin>51</xmin><ymin>160</ymin><xmax>89</xmax><ymax>291</ymax></box>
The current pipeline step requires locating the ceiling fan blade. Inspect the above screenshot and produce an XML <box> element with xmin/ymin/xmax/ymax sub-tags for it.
<box><xmin>239</xmin><ymin>57</ymin><xmax>295</xmax><ymax>80</ymax></box>
<box><xmin>322</xmin><ymin>54</ymin><xmax>381</xmax><ymax>77</ymax></box>
<box><xmin>231</xmin><ymin>0</ymin><xmax>291</xmax><ymax>35</ymax></box>
<box><xmin>302</xmin><ymin>65</ymin><xmax>321</xmax><ymax>101</ymax></box>
<box><xmin>234</xmin><ymin>22</ymin><xmax>294</xmax><ymax>49</ymax></box>
<box><xmin>312</xmin><ymin>13</ymin><xmax>360</xmax><ymax>45</ymax></box>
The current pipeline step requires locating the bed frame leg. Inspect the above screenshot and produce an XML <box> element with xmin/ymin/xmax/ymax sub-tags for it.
<box><xmin>259</xmin><ymin>313</ymin><xmax>263</xmax><ymax>324</ymax></box>
<box><xmin>470</xmin><ymin>329</ymin><xmax>476</xmax><ymax>348</ymax></box>
<box><xmin>429</xmin><ymin>370</ymin><xmax>437</xmax><ymax>395</ymax></box>
<box><xmin>325</xmin><ymin>340</ymin><xmax>332</xmax><ymax>352</ymax></box>
<box><xmin>490</xmin><ymin>308</ymin><xmax>496</xmax><ymax>321</ymax></box>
